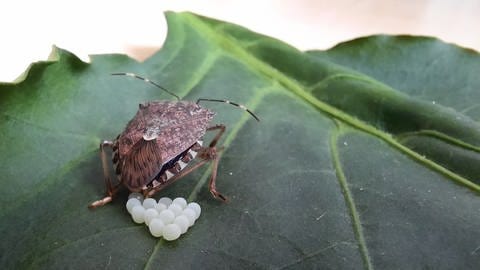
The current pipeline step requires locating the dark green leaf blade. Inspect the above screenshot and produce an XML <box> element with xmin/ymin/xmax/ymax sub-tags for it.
<box><xmin>308</xmin><ymin>35</ymin><xmax>480</xmax><ymax>118</ymax></box>
<box><xmin>1</xmin><ymin>12</ymin><xmax>479</xmax><ymax>270</ymax></box>
<box><xmin>307</xmin><ymin>36</ymin><xmax>480</xmax><ymax>185</ymax></box>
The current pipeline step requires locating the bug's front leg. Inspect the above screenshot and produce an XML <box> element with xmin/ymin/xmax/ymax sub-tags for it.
<box><xmin>89</xmin><ymin>140</ymin><xmax>122</xmax><ymax>209</ymax></box>
<box><xmin>203</xmin><ymin>124</ymin><xmax>228</xmax><ymax>202</ymax></box>
<box><xmin>207</xmin><ymin>124</ymin><xmax>225</xmax><ymax>148</ymax></box>
<box><xmin>207</xmin><ymin>147</ymin><xmax>227</xmax><ymax>201</ymax></box>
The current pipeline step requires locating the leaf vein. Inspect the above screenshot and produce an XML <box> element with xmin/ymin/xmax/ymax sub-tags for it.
<box><xmin>182</xmin><ymin>13</ymin><xmax>480</xmax><ymax>193</ymax></box>
<box><xmin>330</xmin><ymin>123</ymin><xmax>373</xmax><ymax>270</ymax></box>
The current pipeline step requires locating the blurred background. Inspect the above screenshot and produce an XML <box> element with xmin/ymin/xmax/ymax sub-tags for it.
<box><xmin>1</xmin><ymin>0</ymin><xmax>479</xmax><ymax>82</ymax></box>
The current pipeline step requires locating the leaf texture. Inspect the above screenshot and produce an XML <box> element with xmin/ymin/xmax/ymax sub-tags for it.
<box><xmin>0</xmin><ymin>12</ymin><xmax>479</xmax><ymax>269</ymax></box>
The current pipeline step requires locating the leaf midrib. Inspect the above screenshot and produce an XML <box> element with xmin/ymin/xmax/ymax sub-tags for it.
<box><xmin>179</xmin><ymin>12</ymin><xmax>480</xmax><ymax>193</ymax></box>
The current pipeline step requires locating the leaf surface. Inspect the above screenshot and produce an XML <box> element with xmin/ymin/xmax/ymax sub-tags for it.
<box><xmin>1</xmin><ymin>12</ymin><xmax>479</xmax><ymax>269</ymax></box>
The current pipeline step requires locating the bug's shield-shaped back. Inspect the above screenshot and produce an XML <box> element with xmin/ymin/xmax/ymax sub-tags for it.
<box><xmin>117</xmin><ymin>101</ymin><xmax>215</xmax><ymax>190</ymax></box>
<box><xmin>121</xmin><ymin>138</ymin><xmax>163</xmax><ymax>191</ymax></box>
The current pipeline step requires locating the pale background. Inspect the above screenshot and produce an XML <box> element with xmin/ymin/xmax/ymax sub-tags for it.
<box><xmin>1</xmin><ymin>0</ymin><xmax>479</xmax><ymax>82</ymax></box>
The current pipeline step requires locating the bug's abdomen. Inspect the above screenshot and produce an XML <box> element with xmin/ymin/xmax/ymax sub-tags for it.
<box><xmin>112</xmin><ymin>140</ymin><xmax>121</xmax><ymax>176</ymax></box>
<box><xmin>147</xmin><ymin>140</ymin><xmax>203</xmax><ymax>189</ymax></box>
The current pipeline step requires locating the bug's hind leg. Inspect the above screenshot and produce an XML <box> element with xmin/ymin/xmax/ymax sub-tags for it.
<box><xmin>89</xmin><ymin>140</ymin><xmax>122</xmax><ymax>209</ymax></box>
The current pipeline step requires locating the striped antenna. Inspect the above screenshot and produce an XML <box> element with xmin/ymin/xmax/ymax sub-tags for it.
<box><xmin>111</xmin><ymin>72</ymin><xmax>180</xmax><ymax>100</ymax></box>
<box><xmin>196</xmin><ymin>98</ymin><xmax>260</xmax><ymax>122</ymax></box>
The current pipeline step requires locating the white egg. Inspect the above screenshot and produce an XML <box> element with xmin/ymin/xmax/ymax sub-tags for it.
<box><xmin>155</xmin><ymin>202</ymin><xmax>167</xmax><ymax>212</ymax></box>
<box><xmin>142</xmin><ymin>198</ymin><xmax>157</xmax><ymax>209</ymax></box>
<box><xmin>186</xmin><ymin>202</ymin><xmax>201</xmax><ymax>219</ymax></box>
<box><xmin>163</xmin><ymin>224</ymin><xmax>181</xmax><ymax>241</ymax></box>
<box><xmin>126</xmin><ymin>198</ymin><xmax>141</xmax><ymax>214</ymax></box>
<box><xmin>131</xmin><ymin>205</ymin><xmax>146</xmax><ymax>224</ymax></box>
<box><xmin>158</xmin><ymin>209</ymin><xmax>175</xmax><ymax>224</ymax></box>
<box><xmin>148</xmin><ymin>218</ymin><xmax>165</xmax><ymax>237</ymax></box>
<box><xmin>144</xmin><ymin>208</ymin><xmax>159</xmax><ymax>226</ymax></box>
<box><xmin>174</xmin><ymin>215</ymin><xmax>190</xmax><ymax>234</ymax></box>
<box><xmin>168</xmin><ymin>203</ymin><xmax>183</xmax><ymax>216</ymax></box>
<box><xmin>128</xmin><ymin>192</ymin><xmax>144</xmax><ymax>202</ymax></box>
<box><xmin>158</xmin><ymin>197</ymin><xmax>172</xmax><ymax>207</ymax></box>
<box><xmin>182</xmin><ymin>208</ymin><xmax>196</xmax><ymax>227</ymax></box>
<box><xmin>172</xmin><ymin>197</ymin><xmax>187</xmax><ymax>209</ymax></box>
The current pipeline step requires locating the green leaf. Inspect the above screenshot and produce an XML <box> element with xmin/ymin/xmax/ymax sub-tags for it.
<box><xmin>1</xmin><ymin>12</ymin><xmax>479</xmax><ymax>269</ymax></box>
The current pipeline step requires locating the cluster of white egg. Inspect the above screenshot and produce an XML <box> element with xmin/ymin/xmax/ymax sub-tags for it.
<box><xmin>126</xmin><ymin>193</ymin><xmax>201</xmax><ymax>241</ymax></box>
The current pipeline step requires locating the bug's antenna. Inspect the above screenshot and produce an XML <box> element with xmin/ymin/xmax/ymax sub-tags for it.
<box><xmin>111</xmin><ymin>72</ymin><xmax>181</xmax><ymax>100</ymax></box>
<box><xmin>196</xmin><ymin>98</ymin><xmax>260</xmax><ymax>122</ymax></box>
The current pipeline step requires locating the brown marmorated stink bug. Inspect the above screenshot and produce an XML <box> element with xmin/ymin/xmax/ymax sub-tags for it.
<box><xmin>89</xmin><ymin>73</ymin><xmax>259</xmax><ymax>208</ymax></box>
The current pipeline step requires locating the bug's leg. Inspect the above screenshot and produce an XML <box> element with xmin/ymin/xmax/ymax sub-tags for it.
<box><xmin>208</xmin><ymin>149</ymin><xmax>228</xmax><ymax>202</ymax></box>
<box><xmin>204</xmin><ymin>124</ymin><xmax>228</xmax><ymax>201</ymax></box>
<box><xmin>207</xmin><ymin>124</ymin><xmax>226</xmax><ymax>147</ymax></box>
<box><xmin>89</xmin><ymin>140</ymin><xmax>122</xmax><ymax>209</ymax></box>
<box><xmin>88</xmin><ymin>183</ymin><xmax>122</xmax><ymax>208</ymax></box>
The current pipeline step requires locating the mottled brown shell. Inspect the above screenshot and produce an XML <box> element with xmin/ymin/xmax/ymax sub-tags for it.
<box><xmin>117</xmin><ymin>100</ymin><xmax>215</xmax><ymax>190</ymax></box>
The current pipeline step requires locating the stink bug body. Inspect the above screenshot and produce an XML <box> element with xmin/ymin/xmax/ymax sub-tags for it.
<box><xmin>89</xmin><ymin>73</ymin><xmax>259</xmax><ymax>208</ymax></box>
